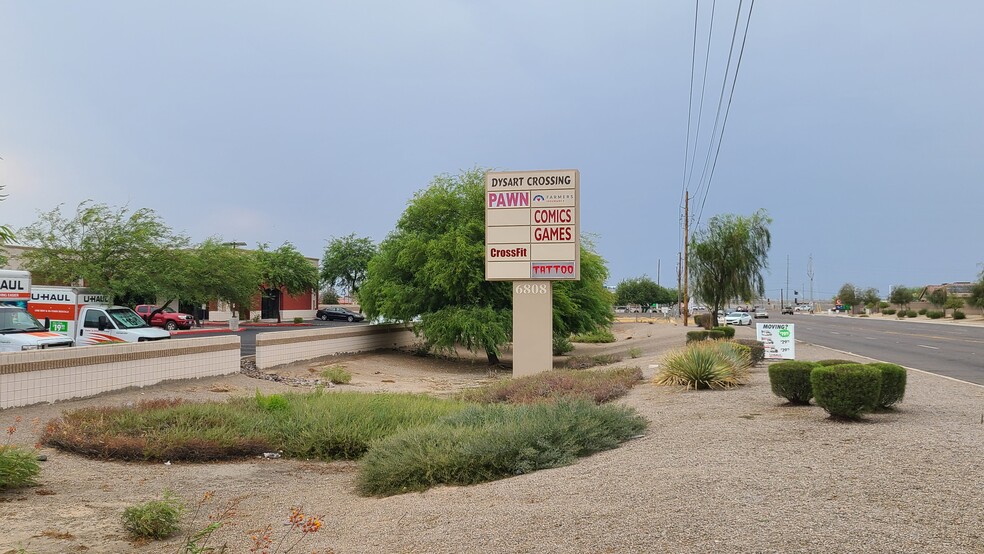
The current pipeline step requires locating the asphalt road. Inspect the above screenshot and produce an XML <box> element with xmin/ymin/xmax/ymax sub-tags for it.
<box><xmin>764</xmin><ymin>314</ymin><xmax>984</xmax><ymax>385</ymax></box>
<box><xmin>173</xmin><ymin>319</ymin><xmax>368</xmax><ymax>356</ymax></box>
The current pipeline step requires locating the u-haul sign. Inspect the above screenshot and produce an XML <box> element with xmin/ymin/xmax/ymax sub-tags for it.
<box><xmin>0</xmin><ymin>270</ymin><xmax>31</xmax><ymax>301</ymax></box>
<box><xmin>485</xmin><ymin>169</ymin><xmax>580</xmax><ymax>281</ymax></box>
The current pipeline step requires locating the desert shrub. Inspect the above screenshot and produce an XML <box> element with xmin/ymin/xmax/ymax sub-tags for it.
<box><xmin>628</xmin><ymin>347</ymin><xmax>642</xmax><ymax>358</ymax></box>
<box><xmin>711</xmin><ymin>326</ymin><xmax>735</xmax><ymax>339</ymax></box>
<box><xmin>896</xmin><ymin>311</ymin><xmax>906</xmax><ymax>318</ymax></box>
<box><xmin>882</xmin><ymin>308</ymin><xmax>896</xmax><ymax>315</ymax></box>
<box><xmin>460</xmin><ymin>367</ymin><xmax>643</xmax><ymax>405</ymax></box>
<box><xmin>686</xmin><ymin>330</ymin><xmax>709</xmax><ymax>343</ymax></box>
<box><xmin>693</xmin><ymin>313</ymin><xmax>713</xmax><ymax>329</ymax></box>
<box><xmin>768</xmin><ymin>361</ymin><xmax>817</xmax><ymax>404</ymax></box>
<box><xmin>733</xmin><ymin>339</ymin><xmax>765</xmax><ymax>365</ymax></box>
<box><xmin>709</xmin><ymin>341</ymin><xmax>752</xmax><ymax>380</ymax></box>
<box><xmin>0</xmin><ymin>445</ymin><xmax>41</xmax><ymax>490</ymax></box>
<box><xmin>917</xmin><ymin>308</ymin><xmax>927</xmax><ymax>315</ymax></box>
<box><xmin>121</xmin><ymin>491</ymin><xmax>184</xmax><ymax>539</ymax></box>
<box><xmin>591</xmin><ymin>353</ymin><xmax>622</xmax><ymax>365</ymax></box>
<box><xmin>356</xmin><ymin>399</ymin><xmax>647</xmax><ymax>496</ymax></box>
<box><xmin>906</xmin><ymin>310</ymin><xmax>918</xmax><ymax>318</ymax></box>
<box><xmin>293</xmin><ymin>317</ymin><xmax>304</xmax><ymax>324</ymax></box>
<box><xmin>706</xmin><ymin>330</ymin><xmax>726</xmax><ymax>341</ymax></box>
<box><xmin>810</xmin><ymin>364</ymin><xmax>881</xmax><ymax>419</ymax></box>
<box><xmin>879</xmin><ymin>301</ymin><xmax>890</xmax><ymax>309</ymax></box>
<box><xmin>255</xmin><ymin>391</ymin><xmax>290</xmax><ymax>412</ymax></box>
<box><xmin>571</xmin><ymin>329</ymin><xmax>616</xmax><ymax>343</ymax></box>
<box><xmin>653</xmin><ymin>342</ymin><xmax>748</xmax><ymax>390</ymax></box>
<box><xmin>867</xmin><ymin>363</ymin><xmax>906</xmax><ymax>408</ymax></box>
<box><xmin>815</xmin><ymin>359</ymin><xmax>856</xmax><ymax>367</ymax></box>
<box><xmin>926</xmin><ymin>310</ymin><xmax>944</xmax><ymax>319</ymax></box>
<box><xmin>953</xmin><ymin>310</ymin><xmax>966</xmax><ymax>320</ymax></box>
<box><xmin>321</xmin><ymin>365</ymin><xmax>352</xmax><ymax>384</ymax></box>
<box><xmin>553</xmin><ymin>334</ymin><xmax>573</xmax><ymax>355</ymax></box>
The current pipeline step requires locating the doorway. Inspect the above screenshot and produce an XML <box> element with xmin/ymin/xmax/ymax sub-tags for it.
<box><xmin>260</xmin><ymin>288</ymin><xmax>281</xmax><ymax>320</ymax></box>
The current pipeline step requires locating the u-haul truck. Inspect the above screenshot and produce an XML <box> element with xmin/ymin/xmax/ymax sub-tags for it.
<box><xmin>28</xmin><ymin>285</ymin><xmax>170</xmax><ymax>346</ymax></box>
<box><xmin>0</xmin><ymin>269</ymin><xmax>75</xmax><ymax>352</ymax></box>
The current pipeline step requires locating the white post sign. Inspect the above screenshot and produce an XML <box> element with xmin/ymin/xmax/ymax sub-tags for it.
<box><xmin>756</xmin><ymin>323</ymin><xmax>795</xmax><ymax>360</ymax></box>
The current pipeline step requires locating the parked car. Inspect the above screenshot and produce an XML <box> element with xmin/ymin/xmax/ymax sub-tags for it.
<box><xmin>315</xmin><ymin>307</ymin><xmax>365</xmax><ymax>322</ymax></box>
<box><xmin>781</xmin><ymin>306</ymin><xmax>795</xmax><ymax>315</ymax></box>
<box><xmin>754</xmin><ymin>307</ymin><xmax>769</xmax><ymax>319</ymax></box>
<box><xmin>794</xmin><ymin>304</ymin><xmax>813</xmax><ymax>313</ymax></box>
<box><xmin>134</xmin><ymin>304</ymin><xmax>194</xmax><ymax>331</ymax></box>
<box><xmin>724</xmin><ymin>312</ymin><xmax>752</xmax><ymax>326</ymax></box>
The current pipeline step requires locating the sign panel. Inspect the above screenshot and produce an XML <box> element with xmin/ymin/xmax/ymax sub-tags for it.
<box><xmin>0</xmin><ymin>271</ymin><xmax>31</xmax><ymax>301</ymax></box>
<box><xmin>485</xmin><ymin>169</ymin><xmax>580</xmax><ymax>281</ymax></box>
<box><xmin>756</xmin><ymin>323</ymin><xmax>796</xmax><ymax>360</ymax></box>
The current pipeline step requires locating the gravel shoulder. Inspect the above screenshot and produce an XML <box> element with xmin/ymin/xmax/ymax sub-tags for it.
<box><xmin>2</xmin><ymin>321</ymin><xmax>982</xmax><ymax>554</ymax></box>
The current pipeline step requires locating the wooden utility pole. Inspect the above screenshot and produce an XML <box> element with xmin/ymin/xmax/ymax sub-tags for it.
<box><xmin>683</xmin><ymin>190</ymin><xmax>690</xmax><ymax>326</ymax></box>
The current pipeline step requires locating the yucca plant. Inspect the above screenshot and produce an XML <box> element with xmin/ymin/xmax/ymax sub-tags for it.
<box><xmin>654</xmin><ymin>342</ymin><xmax>746</xmax><ymax>390</ymax></box>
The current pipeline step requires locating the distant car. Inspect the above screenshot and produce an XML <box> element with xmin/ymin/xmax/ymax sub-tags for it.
<box><xmin>831</xmin><ymin>305</ymin><xmax>849</xmax><ymax>313</ymax></box>
<box><xmin>754</xmin><ymin>307</ymin><xmax>769</xmax><ymax>319</ymax></box>
<box><xmin>315</xmin><ymin>307</ymin><xmax>365</xmax><ymax>322</ymax></box>
<box><xmin>724</xmin><ymin>312</ymin><xmax>752</xmax><ymax>326</ymax></box>
<box><xmin>781</xmin><ymin>306</ymin><xmax>795</xmax><ymax>315</ymax></box>
<box><xmin>794</xmin><ymin>305</ymin><xmax>813</xmax><ymax>313</ymax></box>
<box><xmin>135</xmin><ymin>304</ymin><xmax>194</xmax><ymax>331</ymax></box>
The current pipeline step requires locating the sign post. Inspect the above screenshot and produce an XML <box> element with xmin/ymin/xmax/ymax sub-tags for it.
<box><xmin>485</xmin><ymin>169</ymin><xmax>580</xmax><ymax>377</ymax></box>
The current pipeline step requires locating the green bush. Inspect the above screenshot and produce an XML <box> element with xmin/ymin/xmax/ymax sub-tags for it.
<box><xmin>654</xmin><ymin>342</ymin><xmax>748</xmax><ymax>390</ymax></box>
<box><xmin>706</xmin><ymin>330</ymin><xmax>726</xmax><ymax>341</ymax></box>
<box><xmin>768</xmin><ymin>361</ymin><xmax>817</xmax><ymax>404</ymax></box>
<box><xmin>686</xmin><ymin>330</ymin><xmax>709</xmax><ymax>344</ymax></box>
<box><xmin>906</xmin><ymin>310</ymin><xmax>918</xmax><ymax>318</ymax></box>
<box><xmin>321</xmin><ymin>365</ymin><xmax>352</xmax><ymax>384</ymax></box>
<box><xmin>121</xmin><ymin>491</ymin><xmax>184</xmax><ymax>539</ymax></box>
<box><xmin>953</xmin><ymin>310</ymin><xmax>966</xmax><ymax>320</ymax></box>
<box><xmin>553</xmin><ymin>334</ymin><xmax>573</xmax><ymax>355</ymax></box>
<box><xmin>255</xmin><ymin>390</ymin><xmax>290</xmax><ymax>412</ymax></box>
<box><xmin>571</xmin><ymin>329</ymin><xmax>616</xmax><ymax>343</ymax></box>
<box><xmin>882</xmin><ymin>308</ymin><xmax>896</xmax><ymax>315</ymax></box>
<box><xmin>926</xmin><ymin>310</ymin><xmax>944</xmax><ymax>319</ymax></box>
<box><xmin>879</xmin><ymin>301</ymin><xmax>891</xmax><ymax>309</ymax></box>
<box><xmin>711</xmin><ymin>326</ymin><xmax>736</xmax><ymax>339</ymax></box>
<box><xmin>732</xmin><ymin>339</ymin><xmax>765</xmax><ymax>364</ymax></box>
<box><xmin>867</xmin><ymin>363</ymin><xmax>906</xmax><ymax>408</ymax></box>
<box><xmin>896</xmin><ymin>311</ymin><xmax>906</xmax><ymax>318</ymax></box>
<box><xmin>810</xmin><ymin>364</ymin><xmax>881</xmax><ymax>419</ymax></box>
<box><xmin>0</xmin><ymin>445</ymin><xmax>41</xmax><ymax>490</ymax></box>
<box><xmin>815</xmin><ymin>359</ymin><xmax>856</xmax><ymax>367</ymax></box>
<box><xmin>356</xmin><ymin>399</ymin><xmax>647</xmax><ymax>496</ymax></box>
<box><xmin>628</xmin><ymin>347</ymin><xmax>642</xmax><ymax>358</ymax></box>
<box><xmin>917</xmin><ymin>308</ymin><xmax>927</xmax><ymax>315</ymax></box>
<box><xmin>693</xmin><ymin>313</ymin><xmax>713</xmax><ymax>329</ymax></box>
<box><xmin>293</xmin><ymin>317</ymin><xmax>304</xmax><ymax>324</ymax></box>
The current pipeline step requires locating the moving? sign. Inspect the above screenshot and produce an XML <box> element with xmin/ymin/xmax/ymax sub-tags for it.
<box><xmin>756</xmin><ymin>323</ymin><xmax>796</xmax><ymax>360</ymax></box>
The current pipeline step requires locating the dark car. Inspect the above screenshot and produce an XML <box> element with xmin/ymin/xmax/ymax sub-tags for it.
<box><xmin>315</xmin><ymin>307</ymin><xmax>365</xmax><ymax>322</ymax></box>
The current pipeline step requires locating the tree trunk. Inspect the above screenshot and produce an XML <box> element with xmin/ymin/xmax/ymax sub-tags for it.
<box><xmin>486</xmin><ymin>349</ymin><xmax>500</xmax><ymax>366</ymax></box>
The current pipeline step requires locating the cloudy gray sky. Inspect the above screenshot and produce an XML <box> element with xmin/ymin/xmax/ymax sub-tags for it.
<box><xmin>2</xmin><ymin>1</ymin><xmax>981</xmax><ymax>301</ymax></box>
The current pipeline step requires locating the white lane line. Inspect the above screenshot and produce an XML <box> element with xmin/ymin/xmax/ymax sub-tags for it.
<box><xmin>830</xmin><ymin>331</ymin><xmax>840</xmax><ymax>335</ymax></box>
<box><xmin>917</xmin><ymin>344</ymin><xmax>939</xmax><ymax>350</ymax></box>
<box><xmin>866</xmin><ymin>337</ymin><xmax>878</xmax><ymax>340</ymax></box>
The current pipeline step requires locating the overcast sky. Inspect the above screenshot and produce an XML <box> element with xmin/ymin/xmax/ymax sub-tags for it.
<box><xmin>2</xmin><ymin>1</ymin><xmax>982</xmax><ymax>301</ymax></box>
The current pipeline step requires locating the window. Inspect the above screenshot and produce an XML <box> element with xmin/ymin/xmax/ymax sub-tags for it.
<box><xmin>84</xmin><ymin>310</ymin><xmax>110</xmax><ymax>329</ymax></box>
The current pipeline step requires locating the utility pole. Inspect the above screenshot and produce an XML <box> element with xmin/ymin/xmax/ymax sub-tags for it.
<box><xmin>785</xmin><ymin>255</ymin><xmax>790</xmax><ymax>308</ymax></box>
<box><xmin>676</xmin><ymin>251</ymin><xmax>681</xmax><ymax>315</ymax></box>
<box><xmin>807</xmin><ymin>254</ymin><xmax>815</xmax><ymax>309</ymax></box>
<box><xmin>683</xmin><ymin>190</ymin><xmax>690</xmax><ymax>326</ymax></box>
<box><xmin>657</xmin><ymin>258</ymin><xmax>661</xmax><ymax>288</ymax></box>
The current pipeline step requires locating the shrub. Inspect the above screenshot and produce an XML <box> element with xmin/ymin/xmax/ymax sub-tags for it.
<box><xmin>906</xmin><ymin>310</ymin><xmax>918</xmax><ymax>318</ymax></box>
<box><xmin>571</xmin><ymin>329</ymin><xmax>616</xmax><ymax>343</ymax></box>
<box><xmin>121</xmin><ymin>491</ymin><xmax>184</xmax><ymax>539</ymax></box>
<box><xmin>706</xmin><ymin>330</ymin><xmax>726</xmax><ymax>341</ymax></box>
<box><xmin>255</xmin><ymin>390</ymin><xmax>290</xmax><ymax>412</ymax></box>
<box><xmin>896</xmin><ymin>311</ymin><xmax>906</xmax><ymax>318</ymax></box>
<box><xmin>733</xmin><ymin>339</ymin><xmax>765</xmax><ymax>365</ymax></box>
<box><xmin>768</xmin><ymin>361</ymin><xmax>817</xmax><ymax>404</ymax></box>
<box><xmin>654</xmin><ymin>342</ymin><xmax>748</xmax><ymax>390</ymax></box>
<box><xmin>686</xmin><ymin>330</ymin><xmax>709</xmax><ymax>344</ymax></box>
<box><xmin>810</xmin><ymin>364</ymin><xmax>881</xmax><ymax>419</ymax></box>
<box><xmin>917</xmin><ymin>308</ymin><xmax>927</xmax><ymax>315</ymax></box>
<box><xmin>879</xmin><ymin>301</ymin><xmax>890</xmax><ymax>309</ymax></box>
<box><xmin>926</xmin><ymin>310</ymin><xmax>944</xmax><ymax>319</ymax></box>
<box><xmin>882</xmin><ymin>308</ymin><xmax>896</xmax><ymax>315</ymax></box>
<box><xmin>356</xmin><ymin>399</ymin><xmax>648</xmax><ymax>496</ymax></box>
<box><xmin>321</xmin><ymin>365</ymin><xmax>352</xmax><ymax>384</ymax></box>
<box><xmin>815</xmin><ymin>359</ymin><xmax>856</xmax><ymax>367</ymax></box>
<box><xmin>867</xmin><ymin>363</ymin><xmax>906</xmax><ymax>408</ymax></box>
<box><xmin>709</xmin><ymin>341</ymin><xmax>752</xmax><ymax>380</ymax></box>
<box><xmin>711</xmin><ymin>326</ymin><xmax>736</xmax><ymax>339</ymax></box>
<box><xmin>628</xmin><ymin>347</ymin><xmax>642</xmax><ymax>359</ymax></box>
<box><xmin>0</xmin><ymin>445</ymin><xmax>41</xmax><ymax>491</ymax></box>
<box><xmin>553</xmin><ymin>334</ymin><xmax>573</xmax><ymax>355</ymax></box>
<box><xmin>693</xmin><ymin>313</ymin><xmax>712</xmax><ymax>329</ymax></box>
<box><xmin>953</xmin><ymin>310</ymin><xmax>966</xmax><ymax>320</ymax></box>
<box><xmin>293</xmin><ymin>317</ymin><xmax>304</xmax><ymax>324</ymax></box>
<box><xmin>459</xmin><ymin>367</ymin><xmax>643</xmax><ymax>405</ymax></box>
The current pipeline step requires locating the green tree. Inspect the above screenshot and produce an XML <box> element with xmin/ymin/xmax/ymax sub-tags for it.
<box><xmin>835</xmin><ymin>283</ymin><xmax>859</xmax><ymax>313</ymax></box>
<box><xmin>254</xmin><ymin>242</ymin><xmax>319</xmax><ymax>322</ymax></box>
<box><xmin>615</xmin><ymin>276</ymin><xmax>675</xmax><ymax>307</ymax></box>
<box><xmin>860</xmin><ymin>287</ymin><xmax>880</xmax><ymax>311</ymax></box>
<box><xmin>321</xmin><ymin>233</ymin><xmax>377</xmax><ymax>300</ymax></box>
<box><xmin>359</xmin><ymin>168</ymin><xmax>612</xmax><ymax>365</ymax></box>
<box><xmin>0</xmin><ymin>185</ymin><xmax>14</xmax><ymax>266</ymax></box>
<box><xmin>189</xmin><ymin>239</ymin><xmax>263</xmax><ymax>315</ymax></box>
<box><xmin>968</xmin><ymin>275</ymin><xmax>984</xmax><ymax>317</ymax></box>
<box><xmin>943</xmin><ymin>295</ymin><xmax>964</xmax><ymax>317</ymax></box>
<box><xmin>19</xmin><ymin>201</ymin><xmax>189</xmax><ymax>303</ymax></box>
<box><xmin>889</xmin><ymin>285</ymin><xmax>913</xmax><ymax>311</ymax></box>
<box><xmin>927</xmin><ymin>288</ymin><xmax>947</xmax><ymax>312</ymax></box>
<box><xmin>688</xmin><ymin>209</ymin><xmax>772</xmax><ymax>327</ymax></box>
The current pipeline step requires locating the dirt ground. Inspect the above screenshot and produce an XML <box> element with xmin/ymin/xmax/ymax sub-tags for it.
<box><xmin>1</xmin><ymin>319</ymin><xmax>980</xmax><ymax>553</ymax></box>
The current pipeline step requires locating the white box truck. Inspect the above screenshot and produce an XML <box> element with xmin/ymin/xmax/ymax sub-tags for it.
<box><xmin>0</xmin><ymin>269</ymin><xmax>75</xmax><ymax>352</ymax></box>
<box><xmin>28</xmin><ymin>285</ymin><xmax>170</xmax><ymax>346</ymax></box>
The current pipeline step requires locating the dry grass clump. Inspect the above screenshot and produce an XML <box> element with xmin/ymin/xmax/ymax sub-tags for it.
<box><xmin>459</xmin><ymin>367</ymin><xmax>643</xmax><ymax>404</ymax></box>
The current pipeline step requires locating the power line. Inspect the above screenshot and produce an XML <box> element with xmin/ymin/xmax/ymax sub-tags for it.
<box><xmin>684</xmin><ymin>0</ymin><xmax>718</xmax><ymax>193</ymax></box>
<box><xmin>679</xmin><ymin>0</ymin><xmax>699</xmax><ymax>256</ymax></box>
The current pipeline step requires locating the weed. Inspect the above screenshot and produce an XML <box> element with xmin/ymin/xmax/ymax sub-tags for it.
<box><xmin>628</xmin><ymin>347</ymin><xmax>642</xmax><ymax>358</ymax></box>
<box><xmin>571</xmin><ymin>329</ymin><xmax>616</xmax><ymax>343</ymax></box>
<box><xmin>1</xmin><ymin>418</ymin><xmax>40</xmax><ymax>491</ymax></box>
<box><xmin>458</xmin><ymin>367</ymin><xmax>643</xmax><ymax>405</ymax></box>
<box><xmin>121</xmin><ymin>490</ymin><xmax>184</xmax><ymax>539</ymax></box>
<box><xmin>320</xmin><ymin>365</ymin><xmax>352</xmax><ymax>384</ymax></box>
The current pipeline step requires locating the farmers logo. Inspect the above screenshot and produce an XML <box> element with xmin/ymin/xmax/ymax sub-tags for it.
<box><xmin>532</xmin><ymin>194</ymin><xmax>545</xmax><ymax>202</ymax></box>
<box><xmin>531</xmin><ymin>193</ymin><xmax>575</xmax><ymax>206</ymax></box>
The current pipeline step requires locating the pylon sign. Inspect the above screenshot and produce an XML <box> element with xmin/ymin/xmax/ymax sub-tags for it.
<box><xmin>485</xmin><ymin>169</ymin><xmax>580</xmax><ymax>281</ymax></box>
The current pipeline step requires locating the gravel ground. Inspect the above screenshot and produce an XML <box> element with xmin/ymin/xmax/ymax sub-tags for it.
<box><xmin>1</xmin><ymin>322</ymin><xmax>982</xmax><ymax>553</ymax></box>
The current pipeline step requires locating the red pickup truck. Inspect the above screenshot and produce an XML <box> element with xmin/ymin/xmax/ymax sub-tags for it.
<box><xmin>134</xmin><ymin>305</ymin><xmax>195</xmax><ymax>331</ymax></box>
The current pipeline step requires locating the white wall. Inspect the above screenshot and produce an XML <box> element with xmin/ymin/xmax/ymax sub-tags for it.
<box><xmin>255</xmin><ymin>324</ymin><xmax>415</xmax><ymax>369</ymax></box>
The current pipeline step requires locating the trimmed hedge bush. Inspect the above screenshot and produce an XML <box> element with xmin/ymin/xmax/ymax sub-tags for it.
<box><xmin>926</xmin><ymin>310</ymin><xmax>944</xmax><ymax>319</ymax></box>
<box><xmin>815</xmin><ymin>359</ymin><xmax>856</xmax><ymax>367</ymax></box>
<box><xmin>811</xmin><ymin>364</ymin><xmax>881</xmax><ymax>419</ymax></box>
<box><xmin>712</xmin><ymin>326</ymin><xmax>736</xmax><ymax>339</ymax></box>
<box><xmin>732</xmin><ymin>339</ymin><xmax>765</xmax><ymax>365</ymax></box>
<box><xmin>917</xmin><ymin>308</ymin><xmax>927</xmax><ymax>315</ymax></box>
<box><xmin>953</xmin><ymin>310</ymin><xmax>966</xmax><ymax>320</ymax></box>
<box><xmin>867</xmin><ymin>363</ymin><xmax>906</xmax><ymax>408</ymax></box>
<box><xmin>882</xmin><ymin>308</ymin><xmax>896</xmax><ymax>315</ymax></box>
<box><xmin>768</xmin><ymin>361</ymin><xmax>817</xmax><ymax>404</ymax></box>
<box><xmin>706</xmin><ymin>330</ymin><xmax>726</xmax><ymax>341</ymax></box>
<box><xmin>906</xmin><ymin>310</ymin><xmax>918</xmax><ymax>318</ymax></box>
<box><xmin>686</xmin><ymin>330</ymin><xmax>709</xmax><ymax>344</ymax></box>
<box><xmin>896</xmin><ymin>311</ymin><xmax>906</xmax><ymax>318</ymax></box>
